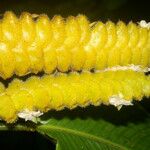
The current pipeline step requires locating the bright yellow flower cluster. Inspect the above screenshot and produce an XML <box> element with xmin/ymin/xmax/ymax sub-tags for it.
<box><xmin>0</xmin><ymin>11</ymin><xmax>149</xmax><ymax>79</ymax></box>
<box><xmin>0</xmin><ymin>11</ymin><xmax>149</xmax><ymax>123</ymax></box>
<box><xmin>0</xmin><ymin>70</ymin><xmax>149</xmax><ymax>123</ymax></box>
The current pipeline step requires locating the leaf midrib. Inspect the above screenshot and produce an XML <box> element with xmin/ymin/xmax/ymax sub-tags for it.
<box><xmin>37</xmin><ymin>124</ymin><xmax>129</xmax><ymax>150</ymax></box>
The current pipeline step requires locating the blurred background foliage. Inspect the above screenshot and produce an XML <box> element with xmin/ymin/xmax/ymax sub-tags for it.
<box><xmin>0</xmin><ymin>0</ymin><xmax>149</xmax><ymax>149</ymax></box>
<box><xmin>0</xmin><ymin>0</ymin><xmax>150</xmax><ymax>22</ymax></box>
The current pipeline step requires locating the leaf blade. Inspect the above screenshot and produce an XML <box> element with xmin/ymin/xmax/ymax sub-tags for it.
<box><xmin>37</xmin><ymin>100</ymin><xmax>150</xmax><ymax>150</ymax></box>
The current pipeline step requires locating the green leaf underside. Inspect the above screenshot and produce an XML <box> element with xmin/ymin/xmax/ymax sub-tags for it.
<box><xmin>37</xmin><ymin>99</ymin><xmax>150</xmax><ymax>150</ymax></box>
<box><xmin>0</xmin><ymin>99</ymin><xmax>150</xmax><ymax>150</ymax></box>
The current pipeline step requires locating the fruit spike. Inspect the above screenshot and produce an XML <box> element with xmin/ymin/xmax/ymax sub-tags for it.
<box><xmin>0</xmin><ymin>70</ymin><xmax>149</xmax><ymax>123</ymax></box>
<box><xmin>0</xmin><ymin>11</ymin><xmax>149</xmax><ymax>79</ymax></box>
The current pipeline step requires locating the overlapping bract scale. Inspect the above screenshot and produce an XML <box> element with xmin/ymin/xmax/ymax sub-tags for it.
<box><xmin>0</xmin><ymin>70</ymin><xmax>149</xmax><ymax>123</ymax></box>
<box><xmin>0</xmin><ymin>11</ymin><xmax>149</xmax><ymax>79</ymax></box>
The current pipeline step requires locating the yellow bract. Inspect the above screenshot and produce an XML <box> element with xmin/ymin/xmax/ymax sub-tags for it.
<box><xmin>0</xmin><ymin>11</ymin><xmax>149</xmax><ymax>79</ymax></box>
<box><xmin>0</xmin><ymin>70</ymin><xmax>149</xmax><ymax>123</ymax></box>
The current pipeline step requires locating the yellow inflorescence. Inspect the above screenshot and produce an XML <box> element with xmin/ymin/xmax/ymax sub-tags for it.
<box><xmin>0</xmin><ymin>11</ymin><xmax>149</xmax><ymax>79</ymax></box>
<box><xmin>0</xmin><ymin>11</ymin><xmax>149</xmax><ymax>123</ymax></box>
<box><xmin>0</xmin><ymin>70</ymin><xmax>149</xmax><ymax>123</ymax></box>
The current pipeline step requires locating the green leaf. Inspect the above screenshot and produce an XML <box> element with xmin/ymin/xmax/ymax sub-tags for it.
<box><xmin>36</xmin><ymin>99</ymin><xmax>150</xmax><ymax>150</ymax></box>
<box><xmin>0</xmin><ymin>99</ymin><xmax>150</xmax><ymax>150</ymax></box>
